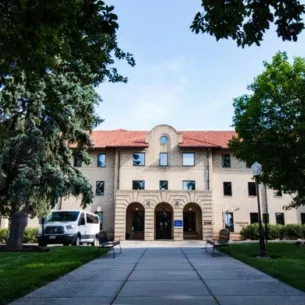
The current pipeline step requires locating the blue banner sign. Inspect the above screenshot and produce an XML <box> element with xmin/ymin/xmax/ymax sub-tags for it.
<box><xmin>174</xmin><ymin>220</ymin><xmax>183</xmax><ymax>227</ymax></box>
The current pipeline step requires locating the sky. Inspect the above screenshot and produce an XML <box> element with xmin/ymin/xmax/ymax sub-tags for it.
<box><xmin>96</xmin><ymin>0</ymin><xmax>305</xmax><ymax>131</ymax></box>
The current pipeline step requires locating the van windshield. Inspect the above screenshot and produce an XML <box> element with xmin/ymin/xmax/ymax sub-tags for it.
<box><xmin>47</xmin><ymin>211</ymin><xmax>80</xmax><ymax>222</ymax></box>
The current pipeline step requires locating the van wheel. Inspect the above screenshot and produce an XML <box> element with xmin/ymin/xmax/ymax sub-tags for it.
<box><xmin>63</xmin><ymin>243</ymin><xmax>70</xmax><ymax>246</ymax></box>
<box><xmin>91</xmin><ymin>237</ymin><xmax>99</xmax><ymax>247</ymax></box>
<box><xmin>72</xmin><ymin>235</ymin><xmax>81</xmax><ymax>246</ymax></box>
<box><xmin>39</xmin><ymin>242</ymin><xmax>47</xmax><ymax>247</ymax></box>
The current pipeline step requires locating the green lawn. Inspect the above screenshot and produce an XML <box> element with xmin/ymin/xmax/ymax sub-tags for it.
<box><xmin>220</xmin><ymin>243</ymin><xmax>305</xmax><ymax>292</ymax></box>
<box><xmin>0</xmin><ymin>246</ymin><xmax>107</xmax><ymax>305</ymax></box>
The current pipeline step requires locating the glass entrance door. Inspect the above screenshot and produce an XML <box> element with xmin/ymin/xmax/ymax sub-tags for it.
<box><xmin>131</xmin><ymin>211</ymin><xmax>144</xmax><ymax>240</ymax></box>
<box><xmin>155</xmin><ymin>210</ymin><xmax>172</xmax><ymax>239</ymax></box>
<box><xmin>183</xmin><ymin>212</ymin><xmax>196</xmax><ymax>232</ymax></box>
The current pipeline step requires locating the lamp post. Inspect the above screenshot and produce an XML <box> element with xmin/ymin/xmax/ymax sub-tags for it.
<box><xmin>251</xmin><ymin>162</ymin><xmax>267</xmax><ymax>257</ymax></box>
<box><xmin>264</xmin><ymin>185</ymin><xmax>269</xmax><ymax>243</ymax></box>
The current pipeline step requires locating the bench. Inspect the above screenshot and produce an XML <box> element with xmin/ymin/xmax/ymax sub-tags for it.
<box><xmin>296</xmin><ymin>240</ymin><xmax>305</xmax><ymax>247</ymax></box>
<box><xmin>98</xmin><ymin>237</ymin><xmax>122</xmax><ymax>258</ymax></box>
<box><xmin>206</xmin><ymin>229</ymin><xmax>230</xmax><ymax>257</ymax></box>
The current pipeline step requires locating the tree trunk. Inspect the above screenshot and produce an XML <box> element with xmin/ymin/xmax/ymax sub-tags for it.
<box><xmin>6</xmin><ymin>211</ymin><xmax>28</xmax><ymax>250</ymax></box>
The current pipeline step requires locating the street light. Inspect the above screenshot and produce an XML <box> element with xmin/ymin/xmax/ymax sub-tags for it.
<box><xmin>251</xmin><ymin>162</ymin><xmax>267</xmax><ymax>257</ymax></box>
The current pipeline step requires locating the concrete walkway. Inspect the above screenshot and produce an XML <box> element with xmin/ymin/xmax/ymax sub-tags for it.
<box><xmin>11</xmin><ymin>244</ymin><xmax>305</xmax><ymax>305</ymax></box>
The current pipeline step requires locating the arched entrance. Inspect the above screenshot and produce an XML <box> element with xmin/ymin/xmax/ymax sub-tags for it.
<box><xmin>183</xmin><ymin>203</ymin><xmax>202</xmax><ymax>240</ymax></box>
<box><xmin>155</xmin><ymin>203</ymin><xmax>173</xmax><ymax>240</ymax></box>
<box><xmin>126</xmin><ymin>202</ymin><xmax>145</xmax><ymax>240</ymax></box>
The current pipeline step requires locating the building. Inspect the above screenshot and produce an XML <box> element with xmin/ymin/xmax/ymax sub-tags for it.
<box><xmin>1</xmin><ymin>124</ymin><xmax>305</xmax><ymax>240</ymax></box>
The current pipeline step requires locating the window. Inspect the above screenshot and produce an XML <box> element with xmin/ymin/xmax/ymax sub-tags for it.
<box><xmin>78</xmin><ymin>213</ymin><xmax>86</xmax><ymax>226</ymax></box>
<box><xmin>183</xmin><ymin>180</ymin><xmax>196</xmax><ymax>190</ymax></box>
<box><xmin>74</xmin><ymin>157</ymin><xmax>82</xmax><ymax>167</ymax></box>
<box><xmin>183</xmin><ymin>153</ymin><xmax>195</xmax><ymax>166</ymax></box>
<box><xmin>159</xmin><ymin>153</ymin><xmax>168</xmax><ymax>166</ymax></box>
<box><xmin>223</xmin><ymin>182</ymin><xmax>232</xmax><ymax>196</ymax></box>
<box><xmin>160</xmin><ymin>180</ymin><xmax>168</xmax><ymax>191</ymax></box>
<box><xmin>86</xmin><ymin>213</ymin><xmax>99</xmax><ymax>224</ymax></box>
<box><xmin>263</xmin><ymin>213</ymin><xmax>269</xmax><ymax>224</ymax></box>
<box><xmin>96</xmin><ymin>181</ymin><xmax>104</xmax><ymax>196</ymax></box>
<box><xmin>275</xmin><ymin>213</ymin><xmax>285</xmax><ymax>225</ymax></box>
<box><xmin>248</xmin><ymin>182</ymin><xmax>257</xmax><ymax>196</ymax></box>
<box><xmin>301</xmin><ymin>213</ymin><xmax>305</xmax><ymax>225</ymax></box>
<box><xmin>133</xmin><ymin>153</ymin><xmax>145</xmax><ymax>166</ymax></box>
<box><xmin>133</xmin><ymin>180</ymin><xmax>145</xmax><ymax>190</ymax></box>
<box><xmin>225</xmin><ymin>212</ymin><xmax>234</xmax><ymax>232</ymax></box>
<box><xmin>222</xmin><ymin>154</ymin><xmax>231</xmax><ymax>168</ymax></box>
<box><xmin>250</xmin><ymin>213</ymin><xmax>259</xmax><ymax>224</ymax></box>
<box><xmin>97</xmin><ymin>154</ymin><xmax>106</xmax><ymax>167</ymax></box>
<box><xmin>160</xmin><ymin>136</ymin><xmax>168</xmax><ymax>144</ymax></box>
<box><xmin>274</xmin><ymin>189</ymin><xmax>282</xmax><ymax>197</ymax></box>
<box><xmin>47</xmin><ymin>211</ymin><xmax>80</xmax><ymax>222</ymax></box>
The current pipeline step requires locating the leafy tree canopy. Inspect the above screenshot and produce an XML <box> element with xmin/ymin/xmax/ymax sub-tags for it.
<box><xmin>191</xmin><ymin>0</ymin><xmax>305</xmax><ymax>47</ymax></box>
<box><xmin>0</xmin><ymin>0</ymin><xmax>135</xmax><ymax>85</ymax></box>
<box><xmin>0</xmin><ymin>0</ymin><xmax>134</xmax><ymax>248</ymax></box>
<box><xmin>230</xmin><ymin>52</ymin><xmax>305</xmax><ymax>209</ymax></box>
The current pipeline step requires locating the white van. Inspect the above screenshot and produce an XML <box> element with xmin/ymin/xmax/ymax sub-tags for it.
<box><xmin>37</xmin><ymin>210</ymin><xmax>100</xmax><ymax>246</ymax></box>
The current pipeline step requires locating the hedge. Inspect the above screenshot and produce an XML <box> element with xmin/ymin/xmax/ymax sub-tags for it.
<box><xmin>240</xmin><ymin>224</ymin><xmax>305</xmax><ymax>240</ymax></box>
<box><xmin>0</xmin><ymin>228</ymin><xmax>38</xmax><ymax>244</ymax></box>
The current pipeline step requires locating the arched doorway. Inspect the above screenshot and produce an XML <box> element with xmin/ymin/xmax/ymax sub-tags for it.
<box><xmin>155</xmin><ymin>203</ymin><xmax>173</xmax><ymax>240</ymax></box>
<box><xmin>126</xmin><ymin>202</ymin><xmax>145</xmax><ymax>240</ymax></box>
<box><xmin>183</xmin><ymin>203</ymin><xmax>202</xmax><ymax>240</ymax></box>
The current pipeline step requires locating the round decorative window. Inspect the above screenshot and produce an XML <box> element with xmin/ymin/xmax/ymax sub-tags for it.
<box><xmin>160</xmin><ymin>136</ymin><xmax>168</xmax><ymax>145</ymax></box>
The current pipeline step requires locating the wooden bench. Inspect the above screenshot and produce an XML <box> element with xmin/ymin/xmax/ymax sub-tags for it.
<box><xmin>206</xmin><ymin>229</ymin><xmax>230</xmax><ymax>257</ymax></box>
<box><xmin>98</xmin><ymin>237</ymin><xmax>122</xmax><ymax>258</ymax></box>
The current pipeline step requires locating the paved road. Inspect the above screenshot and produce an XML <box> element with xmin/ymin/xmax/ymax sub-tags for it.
<box><xmin>11</xmin><ymin>244</ymin><xmax>305</xmax><ymax>305</ymax></box>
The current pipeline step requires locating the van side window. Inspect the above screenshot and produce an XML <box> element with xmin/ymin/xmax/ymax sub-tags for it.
<box><xmin>78</xmin><ymin>213</ymin><xmax>85</xmax><ymax>226</ymax></box>
<box><xmin>86</xmin><ymin>214</ymin><xmax>94</xmax><ymax>224</ymax></box>
<box><xmin>94</xmin><ymin>215</ymin><xmax>99</xmax><ymax>224</ymax></box>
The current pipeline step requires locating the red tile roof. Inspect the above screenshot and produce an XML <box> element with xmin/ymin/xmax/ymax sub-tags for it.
<box><xmin>89</xmin><ymin>130</ymin><xmax>236</xmax><ymax>149</ymax></box>
<box><xmin>91</xmin><ymin>130</ymin><xmax>147</xmax><ymax>148</ymax></box>
<box><xmin>180</xmin><ymin>131</ymin><xmax>236</xmax><ymax>148</ymax></box>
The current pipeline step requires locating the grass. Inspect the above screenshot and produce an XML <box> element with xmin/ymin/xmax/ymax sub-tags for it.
<box><xmin>220</xmin><ymin>243</ymin><xmax>305</xmax><ymax>292</ymax></box>
<box><xmin>0</xmin><ymin>246</ymin><xmax>107</xmax><ymax>305</ymax></box>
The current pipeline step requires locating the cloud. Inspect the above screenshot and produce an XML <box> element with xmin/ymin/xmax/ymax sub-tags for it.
<box><xmin>129</xmin><ymin>83</ymin><xmax>185</xmax><ymax>126</ymax></box>
<box><xmin>96</xmin><ymin>56</ymin><xmax>189</xmax><ymax>130</ymax></box>
<box><xmin>147</xmin><ymin>56</ymin><xmax>185</xmax><ymax>78</ymax></box>
<box><xmin>166</xmin><ymin>56</ymin><xmax>185</xmax><ymax>71</ymax></box>
<box><xmin>181</xmin><ymin>84</ymin><xmax>246</xmax><ymax>130</ymax></box>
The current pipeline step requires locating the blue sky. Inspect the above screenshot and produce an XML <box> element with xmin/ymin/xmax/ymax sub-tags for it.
<box><xmin>96</xmin><ymin>0</ymin><xmax>305</xmax><ymax>131</ymax></box>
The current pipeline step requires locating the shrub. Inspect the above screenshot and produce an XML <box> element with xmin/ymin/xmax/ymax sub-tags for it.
<box><xmin>0</xmin><ymin>228</ymin><xmax>8</xmax><ymax>243</ymax></box>
<box><xmin>240</xmin><ymin>223</ymin><xmax>259</xmax><ymax>240</ymax></box>
<box><xmin>278</xmin><ymin>225</ymin><xmax>286</xmax><ymax>240</ymax></box>
<box><xmin>23</xmin><ymin>228</ymin><xmax>38</xmax><ymax>243</ymax></box>
<box><xmin>267</xmin><ymin>224</ymin><xmax>281</xmax><ymax>240</ymax></box>
<box><xmin>283</xmin><ymin>224</ymin><xmax>303</xmax><ymax>239</ymax></box>
<box><xmin>0</xmin><ymin>227</ymin><xmax>38</xmax><ymax>244</ymax></box>
<box><xmin>241</xmin><ymin>223</ymin><xmax>305</xmax><ymax>240</ymax></box>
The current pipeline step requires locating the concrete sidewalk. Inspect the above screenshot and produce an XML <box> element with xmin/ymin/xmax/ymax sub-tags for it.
<box><xmin>11</xmin><ymin>245</ymin><xmax>305</xmax><ymax>305</ymax></box>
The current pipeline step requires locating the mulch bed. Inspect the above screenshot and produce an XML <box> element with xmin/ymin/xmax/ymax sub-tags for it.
<box><xmin>0</xmin><ymin>245</ymin><xmax>49</xmax><ymax>252</ymax></box>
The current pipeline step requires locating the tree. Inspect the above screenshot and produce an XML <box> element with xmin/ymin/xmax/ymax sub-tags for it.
<box><xmin>0</xmin><ymin>0</ymin><xmax>134</xmax><ymax>84</ymax></box>
<box><xmin>191</xmin><ymin>0</ymin><xmax>305</xmax><ymax>47</ymax></box>
<box><xmin>0</xmin><ymin>1</ymin><xmax>134</xmax><ymax>249</ymax></box>
<box><xmin>229</xmin><ymin>51</ymin><xmax>305</xmax><ymax>209</ymax></box>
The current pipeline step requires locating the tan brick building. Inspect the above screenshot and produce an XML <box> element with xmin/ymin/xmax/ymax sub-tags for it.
<box><xmin>1</xmin><ymin>124</ymin><xmax>305</xmax><ymax>240</ymax></box>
